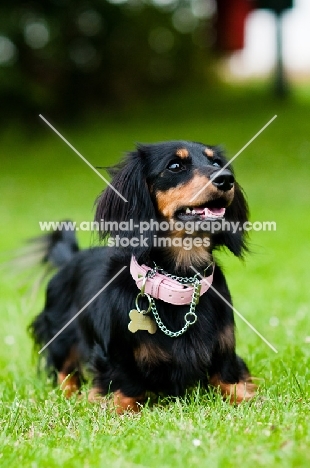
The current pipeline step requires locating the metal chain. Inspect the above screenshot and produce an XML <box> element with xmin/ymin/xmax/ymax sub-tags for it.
<box><xmin>155</xmin><ymin>267</ymin><xmax>197</xmax><ymax>284</ymax></box>
<box><xmin>139</xmin><ymin>261</ymin><xmax>213</xmax><ymax>337</ymax></box>
<box><xmin>149</xmin><ymin>279</ymin><xmax>201</xmax><ymax>338</ymax></box>
<box><xmin>153</xmin><ymin>262</ymin><xmax>213</xmax><ymax>285</ymax></box>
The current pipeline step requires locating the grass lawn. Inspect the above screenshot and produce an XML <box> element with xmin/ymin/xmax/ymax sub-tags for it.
<box><xmin>0</xmin><ymin>85</ymin><xmax>310</xmax><ymax>467</ymax></box>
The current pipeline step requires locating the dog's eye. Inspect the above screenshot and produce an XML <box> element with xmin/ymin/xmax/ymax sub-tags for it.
<box><xmin>212</xmin><ymin>161</ymin><xmax>221</xmax><ymax>168</ymax></box>
<box><xmin>167</xmin><ymin>160</ymin><xmax>185</xmax><ymax>172</ymax></box>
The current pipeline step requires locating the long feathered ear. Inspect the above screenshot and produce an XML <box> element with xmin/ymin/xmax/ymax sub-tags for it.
<box><xmin>213</xmin><ymin>182</ymin><xmax>249</xmax><ymax>257</ymax></box>
<box><xmin>95</xmin><ymin>149</ymin><xmax>156</xmax><ymax>259</ymax></box>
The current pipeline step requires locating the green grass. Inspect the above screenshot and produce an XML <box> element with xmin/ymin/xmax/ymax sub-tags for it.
<box><xmin>1</xmin><ymin>85</ymin><xmax>310</xmax><ymax>467</ymax></box>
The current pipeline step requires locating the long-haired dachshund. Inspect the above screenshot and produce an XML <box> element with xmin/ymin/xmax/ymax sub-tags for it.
<box><xmin>30</xmin><ymin>140</ymin><xmax>256</xmax><ymax>413</ymax></box>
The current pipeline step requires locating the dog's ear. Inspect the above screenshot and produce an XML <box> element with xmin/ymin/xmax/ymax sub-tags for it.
<box><xmin>213</xmin><ymin>182</ymin><xmax>249</xmax><ymax>257</ymax></box>
<box><xmin>95</xmin><ymin>149</ymin><xmax>156</xmax><ymax>258</ymax></box>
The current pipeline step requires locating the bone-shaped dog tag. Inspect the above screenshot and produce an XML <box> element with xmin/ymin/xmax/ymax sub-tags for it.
<box><xmin>128</xmin><ymin>309</ymin><xmax>157</xmax><ymax>334</ymax></box>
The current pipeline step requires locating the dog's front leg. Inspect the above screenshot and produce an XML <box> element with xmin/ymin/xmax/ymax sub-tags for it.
<box><xmin>88</xmin><ymin>387</ymin><xmax>145</xmax><ymax>414</ymax></box>
<box><xmin>113</xmin><ymin>390</ymin><xmax>146</xmax><ymax>414</ymax></box>
<box><xmin>208</xmin><ymin>354</ymin><xmax>256</xmax><ymax>404</ymax></box>
<box><xmin>89</xmin><ymin>347</ymin><xmax>147</xmax><ymax>413</ymax></box>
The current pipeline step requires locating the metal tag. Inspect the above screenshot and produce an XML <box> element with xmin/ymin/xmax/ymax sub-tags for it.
<box><xmin>128</xmin><ymin>309</ymin><xmax>157</xmax><ymax>334</ymax></box>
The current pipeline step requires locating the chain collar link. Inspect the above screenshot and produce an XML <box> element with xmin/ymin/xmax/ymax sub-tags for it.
<box><xmin>149</xmin><ymin>276</ymin><xmax>201</xmax><ymax>338</ymax></box>
<box><xmin>149</xmin><ymin>261</ymin><xmax>213</xmax><ymax>284</ymax></box>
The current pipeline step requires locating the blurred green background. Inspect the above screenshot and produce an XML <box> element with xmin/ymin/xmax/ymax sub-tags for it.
<box><xmin>1</xmin><ymin>1</ymin><xmax>310</xmax><ymax>466</ymax></box>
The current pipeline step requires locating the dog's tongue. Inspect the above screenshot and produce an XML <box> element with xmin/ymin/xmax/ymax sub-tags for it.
<box><xmin>193</xmin><ymin>207</ymin><xmax>205</xmax><ymax>215</ymax></box>
<box><xmin>191</xmin><ymin>207</ymin><xmax>226</xmax><ymax>218</ymax></box>
<box><xmin>206</xmin><ymin>207</ymin><xmax>226</xmax><ymax>217</ymax></box>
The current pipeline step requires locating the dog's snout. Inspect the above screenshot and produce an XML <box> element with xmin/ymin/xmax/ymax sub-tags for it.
<box><xmin>211</xmin><ymin>170</ymin><xmax>234</xmax><ymax>192</ymax></box>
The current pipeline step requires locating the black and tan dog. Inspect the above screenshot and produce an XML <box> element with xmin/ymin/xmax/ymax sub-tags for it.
<box><xmin>30</xmin><ymin>141</ymin><xmax>256</xmax><ymax>413</ymax></box>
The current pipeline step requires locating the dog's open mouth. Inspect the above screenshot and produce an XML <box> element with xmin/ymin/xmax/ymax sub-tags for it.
<box><xmin>176</xmin><ymin>200</ymin><xmax>226</xmax><ymax>222</ymax></box>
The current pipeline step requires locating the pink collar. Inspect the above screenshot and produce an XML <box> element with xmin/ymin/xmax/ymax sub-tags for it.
<box><xmin>130</xmin><ymin>256</ymin><xmax>214</xmax><ymax>306</ymax></box>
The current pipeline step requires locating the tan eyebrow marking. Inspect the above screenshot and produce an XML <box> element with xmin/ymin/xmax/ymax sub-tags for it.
<box><xmin>204</xmin><ymin>148</ymin><xmax>214</xmax><ymax>158</ymax></box>
<box><xmin>176</xmin><ymin>148</ymin><xmax>189</xmax><ymax>159</ymax></box>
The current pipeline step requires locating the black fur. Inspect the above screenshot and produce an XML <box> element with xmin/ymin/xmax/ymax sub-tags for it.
<box><xmin>30</xmin><ymin>140</ymin><xmax>255</xmax><ymax>410</ymax></box>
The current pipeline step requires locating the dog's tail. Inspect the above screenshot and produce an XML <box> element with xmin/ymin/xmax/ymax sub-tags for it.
<box><xmin>39</xmin><ymin>224</ymin><xmax>79</xmax><ymax>268</ymax></box>
<box><xmin>28</xmin><ymin>221</ymin><xmax>80</xmax><ymax>270</ymax></box>
<box><xmin>5</xmin><ymin>220</ymin><xmax>79</xmax><ymax>281</ymax></box>
<box><xmin>27</xmin><ymin>222</ymin><xmax>79</xmax><ymax>373</ymax></box>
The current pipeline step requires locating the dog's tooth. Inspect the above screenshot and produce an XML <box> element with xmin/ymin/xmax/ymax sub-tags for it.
<box><xmin>192</xmin><ymin>210</ymin><xmax>196</xmax><ymax>215</ymax></box>
<box><xmin>186</xmin><ymin>208</ymin><xmax>191</xmax><ymax>214</ymax></box>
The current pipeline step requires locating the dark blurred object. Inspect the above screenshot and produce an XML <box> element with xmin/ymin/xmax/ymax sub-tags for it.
<box><xmin>215</xmin><ymin>0</ymin><xmax>254</xmax><ymax>51</ymax></box>
<box><xmin>0</xmin><ymin>0</ymin><xmax>212</xmax><ymax>121</ymax></box>
<box><xmin>256</xmin><ymin>0</ymin><xmax>293</xmax><ymax>15</ymax></box>
<box><xmin>257</xmin><ymin>0</ymin><xmax>294</xmax><ymax>97</ymax></box>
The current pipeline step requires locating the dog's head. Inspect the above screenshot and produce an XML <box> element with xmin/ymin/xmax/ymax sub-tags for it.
<box><xmin>95</xmin><ymin>141</ymin><xmax>248</xmax><ymax>265</ymax></box>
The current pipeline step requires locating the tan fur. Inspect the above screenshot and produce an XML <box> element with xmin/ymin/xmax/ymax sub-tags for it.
<box><xmin>209</xmin><ymin>374</ymin><xmax>256</xmax><ymax>403</ymax></box>
<box><xmin>88</xmin><ymin>387</ymin><xmax>103</xmax><ymax>402</ymax></box>
<box><xmin>176</xmin><ymin>148</ymin><xmax>189</xmax><ymax>159</ymax></box>
<box><xmin>155</xmin><ymin>170</ymin><xmax>234</xmax><ymax>219</ymax></box>
<box><xmin>164</xmin><ymin>238</ymin><xmax>212</xmax><ymax>271</ymax></box>
<box><xmin>204</xmin><ymin>148</ymin><xmax>214</xmax><ymax>157</ymax></box>
<box><xmin>113</xmin><ymin>390</ymin><xmax>145</xmax><ymax>414</ymax></box>
<box><xmin>58</xmin><ymin>372</ymin><xmax>80</xmax><ymax>398</ymax></box>
<box><xmin>57</xmin><ymin>346</ymin><xmax>80</xmax><ymax>397</ymax></box>
<box><xmin>218</xmin><ymin>324</ymin><xmax>235</xmax><ymax>353</ymax></box>
<box><xmin>88</xmin><ymin>389</ymin><xmax>145</xmax><ymax>414</ymax></box>
<box><xmin>156</xmin><ymin>172</ymin><xmax>215</xmax><ymax>218</ymax></box>
<box><xmin>134</xmin><ymin>342</ymin><xmax>171</xmax><ymax>366</ymax></box>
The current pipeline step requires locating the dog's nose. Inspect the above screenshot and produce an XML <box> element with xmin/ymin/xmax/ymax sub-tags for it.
<box><xmin>211</xmin><ymin>170</ymin><xmax>234</xmax><ymax>191</ymax></box>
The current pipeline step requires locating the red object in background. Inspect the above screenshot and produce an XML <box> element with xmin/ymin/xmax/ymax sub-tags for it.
<box><xmin>215</xmin><ymin>0</ymin><xmax>254</xmax><ymax>51</ymax></box>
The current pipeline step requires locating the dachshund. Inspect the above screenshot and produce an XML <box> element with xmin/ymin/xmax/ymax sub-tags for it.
<box><xmin>29</xmin><ymin>140</ymin><xmax>256</xmax><ymax>413</ymax></box>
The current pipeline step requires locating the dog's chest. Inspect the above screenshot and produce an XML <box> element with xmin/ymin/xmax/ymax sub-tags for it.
<box><xmin>133</xmin><ymin>341</ymin><xmax>171</xmax><ymax>367</ymax></box>
<box><xmin>133</xmin><ymin>336</ymin><xmax>210</xmax><ymax>374</ymax></box>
